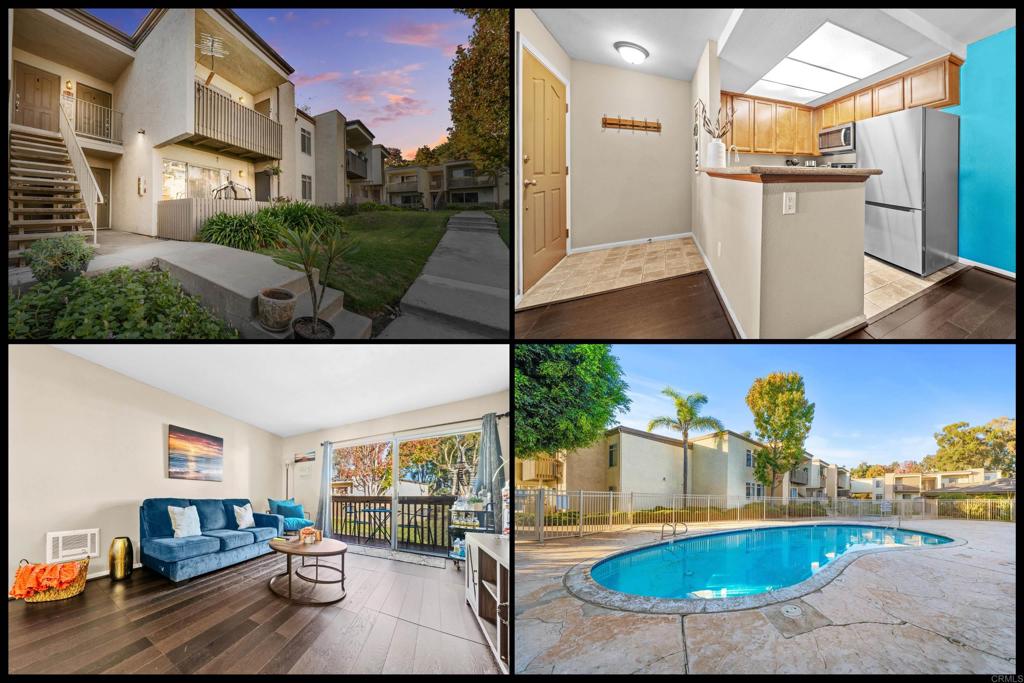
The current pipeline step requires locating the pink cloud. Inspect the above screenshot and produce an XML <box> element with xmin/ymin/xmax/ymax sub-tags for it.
<box><xmin>384</xmin><ymin>20</ymin><xmax>463</xmax><ymax>55</ymax></box>
<box><xmin>267</xmin><ymin>16</ymin><xmax>277</xmax><ymax>23</ymax></box>
<box><xmin>338</xmin><ymin>63</ymin><xmax>423</xmax><ymax>105</ymax></box>
<box><xmin>294</xmin><ymin>71</ymin><xmax>342</xmax><ymax>87</ymax></box>
<box><xmin>372</xmin><ymin>93</ymin><xmax>431</xmax><ymax>124</ymax></box>
<box><xmin>284</xmin><ymin>11</ymin><xmax>297</xmax><ymax>22</ymax></box>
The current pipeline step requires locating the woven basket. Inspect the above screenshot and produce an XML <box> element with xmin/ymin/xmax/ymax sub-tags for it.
<box><xmin>22</xmin><ymin>558</ymin><xmax>90</xmax><ymax>603</ymax></box>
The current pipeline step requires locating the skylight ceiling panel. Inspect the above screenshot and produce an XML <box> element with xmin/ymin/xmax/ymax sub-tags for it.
<box><xmin>789</xmin><ymin>21</ymin><xmax>907</xmax><ymax>79</ymax></box>
<box><xmin>763</xmin><ymin>58</ymin><xmax>858</xmax><ymax>94</ymax></box>
<box><xmin>745</xmin><ymin>79</ymin><xmax>824</xmax><ymax>105</ymax></box>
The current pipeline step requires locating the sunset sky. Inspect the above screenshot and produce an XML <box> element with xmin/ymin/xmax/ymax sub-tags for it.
<box><xmin>85</xmin><ymin>8</ymin><xmax>471</xmax><ymax>159</ymax></box>
<box><xmin>168</xmin><ymin>425</ymin><xmax>223</xmax><ymax>459</ymax></box>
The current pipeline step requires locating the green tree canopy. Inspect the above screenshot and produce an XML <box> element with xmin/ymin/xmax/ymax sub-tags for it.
<box><xmin>514</xmin><ymin>344</ymin><xmax>630</xmax><ymax>459</ymax></box>
<box><xmin>745</xmin><ymin>372</ymin><xmax>815</xmax><ymax>494</ymax></box>
<box><xmin>382</xmin><ymin>146</ymin><xmax>407</xmax><ymax>168</ymax></box>
<box><xmin>921</xmin><ymin>419</ymin><xmax>1016</xmax><ymax>475</ymax></box>
<box><xmin>850</xmin><ymin>461</ymin><xmax>871</xmax><ymax>478</ymax></box>
<box><xmin>447</xmin><ymin>8</ymin><xmax>509</xmax><ymax>175</ymax></box>
<box><xmin>647</xmin><ymin>389</ymin><xmax>724</xmax><ymax>495</ymax></box>
<box><xmin>865</xmin><ymin>464</ymin><xmax>887</xmax><ymax>477</ymax></box>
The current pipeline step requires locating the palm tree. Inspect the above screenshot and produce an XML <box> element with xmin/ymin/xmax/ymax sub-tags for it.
<box><xmin>647</xmin><ymin>388</ymin><xmax>724</xmax><ymax>495</ymax></box>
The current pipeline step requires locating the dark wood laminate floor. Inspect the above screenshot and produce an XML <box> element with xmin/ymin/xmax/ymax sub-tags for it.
<box><xmin>515</xmin><ymin>271</ymin><xmax>736</xmax><ymax>339</ymax></box>
<box><xmin>8</xmin><ymin>551</ymin><xmax>496</xmax><ymax>675</ymax></box>
<box><xmin>845</xmin><ymin>268</ymin><xmax>1016</xmax><ymax>339</ymax></box>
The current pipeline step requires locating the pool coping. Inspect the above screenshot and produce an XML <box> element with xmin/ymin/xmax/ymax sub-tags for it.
<box><xmin>562</xmin><ymin>521</ymin><xmax>967</xmax><ymax>615</ymax></box>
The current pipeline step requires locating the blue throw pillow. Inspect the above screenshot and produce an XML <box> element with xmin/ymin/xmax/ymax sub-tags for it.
<box><xmin>267</xmin><ymin>497</ymin><xmax>295</xmax><ymax>515</ymax></box>
<box><xmin>277</xmin><ymin>503</ymin><xmax>305</xmax><ymax>519</ymax></box>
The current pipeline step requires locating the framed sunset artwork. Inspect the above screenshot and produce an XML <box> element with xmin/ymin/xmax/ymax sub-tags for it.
<box><xmin>168</xmin><ymin>424</ymin><xmax>224</xmax><ymax>481</ymax></box>
<box><xmin>295</xmin><ymin>450</ymin><xmax>316</xmax><ymax>463</ymax></box>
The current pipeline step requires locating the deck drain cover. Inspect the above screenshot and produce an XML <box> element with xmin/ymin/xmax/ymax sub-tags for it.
<box><xmin>781</xmin><ymin>605</ymin><xmax>803</xmax><ymax>618</ymax></box>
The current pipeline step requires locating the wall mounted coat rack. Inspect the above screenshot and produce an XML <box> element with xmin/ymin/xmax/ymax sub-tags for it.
<box><xmin>601</xmin><ymin>116</ymin><xmax>662</xmax><ymax>133</ymax></box>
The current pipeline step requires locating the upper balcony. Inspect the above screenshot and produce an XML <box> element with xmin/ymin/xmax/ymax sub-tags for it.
<box><xmin>183</xmin><ymin>81</ymin><xmax>283</xmax><ymax>161</ymax></box>
<box><xmin>789</xmin><ymin>468</ymin><xmax>808</xmax><ymax>485</ymax></box>
<box><xmin>346</xmin><ymin>150</ymin><xmax>368</xmax><ymax>179</ymax></box>
<box><xmin>894</xmin><ymin>483</ymin><xmax>920</xmax><ymax>493</ymax></box>
<box><xmin>63</xmin><ymin>96</ymin><xmax>124</xmax><ymax>145</ymax></box>
<box><xmin>387</xmin><ymin>178</ymin><xmax>419</xmax><ymax>193</ymax></box>
<box><xmin>520</xmin><ymin>459</ymin><xmax>562</xmax><ymax>483</ymax></box>
<box><xmin>448</xmin><ymin>172</ymin><xmax>496</xmax><ymax>189</ymax></box>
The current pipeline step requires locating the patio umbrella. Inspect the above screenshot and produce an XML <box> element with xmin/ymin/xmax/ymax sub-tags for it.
<box><xmin>471</xmin><ymin>413</ymin><xmax>506</xmax><ymax>529</ymax></box>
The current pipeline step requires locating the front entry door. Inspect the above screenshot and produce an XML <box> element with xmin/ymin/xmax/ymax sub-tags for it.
<box><xmin>255</xmin><ymin>170</ymin><xmax>271</xmax><ymax>201</ymax></box>
<box><xmin>90</xmin><ymin>167</ymin><xmax>111</xmax><ymax>229</ymax></box>
<box><xmin>14</xmin><ymin>61</ymin><xmax>61</xmax><ymax>132</ymax></box>
<box><xmin>522</xmin><ymin>49</ymin><xmax>567</xmax><ymax>292</ymax></box>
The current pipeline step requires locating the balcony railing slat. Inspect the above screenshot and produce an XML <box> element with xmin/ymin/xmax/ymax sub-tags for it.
<box><xmin>329</xmin><ymin>495</ymin><xmax>459</xmax><ymax>555</ymax></box>
<box><xmin>193</xmin><ymin>81</ymin><xmax>282</xmax><ymax>160</ymax></box>
<box><xmin>62</xmin><ymin>96</ymin><xmax>124</xmax><ymax>144</ymax></box>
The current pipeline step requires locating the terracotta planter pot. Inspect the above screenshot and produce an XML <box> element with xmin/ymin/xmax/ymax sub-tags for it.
<box><xmin>292</xmin><ymin>316</ymin><xmax>335</xmax><ymax>340</ymax></box>
<box><xmin>258</xmin><ymin>288</ymin><xmax>297</xmax><ymax>332</ymax></box>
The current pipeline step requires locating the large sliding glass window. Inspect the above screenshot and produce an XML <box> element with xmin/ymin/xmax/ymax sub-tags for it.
<box><xmin>330</xmin><ymin>439</ymin><xmax>393</xmax><ymax>549</ymax></box>
<box><xmin>161</xmin><ymin>159</ymin><xmax>231</xmax><ymax>200</ymax></box>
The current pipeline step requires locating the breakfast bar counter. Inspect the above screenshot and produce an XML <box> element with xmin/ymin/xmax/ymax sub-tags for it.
<box><xmin>700</xmin><ymin>166</ymin><xmax>882</xmax><ymax>181</ymax></box>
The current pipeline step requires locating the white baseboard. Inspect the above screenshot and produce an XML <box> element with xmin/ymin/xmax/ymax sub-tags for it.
<box><xmin>691</xmin><ymin>236</ymin><xmax>748</xmax><ymax>338</ymax></box>
<box><xmin>87</xmin><ymin>562</ymin><xmax>144</xmax><ymax>580</ymax></box>
<box><xmin>958</xmin><ymin>257</ymin><xmax>1016</xmax><ymax>280</ymax></box>
<box><xmin>808</xmin><ymin>313</ymin><xmax>867</xmax><ymax>339</ymax></box>
<box><xmin>568</xmin><ymin>232</ymin><xmax>693</xmax><ymax>255</ymax></box>
<box><xmin>515</xmin><ymin>293</ymin><xmax>523</xmax><ymax>306</ymax></box>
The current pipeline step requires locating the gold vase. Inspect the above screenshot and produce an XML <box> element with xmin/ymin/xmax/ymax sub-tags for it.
<box><xmin>109</xmin><ymin>537</ymin><xmax>133</xmax><ymax>581</ymax></box>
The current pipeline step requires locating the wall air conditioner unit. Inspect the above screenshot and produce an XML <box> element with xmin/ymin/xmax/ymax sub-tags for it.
<box><xmin>45</xmin><ymin>528</ymin><xmax>100</xmax><ymax>564</ymax></box>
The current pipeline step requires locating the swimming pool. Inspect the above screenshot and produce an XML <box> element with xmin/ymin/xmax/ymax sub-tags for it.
<box><xmin>590</xmin><ymin>524</ymin><xmax>953</xmax><ymax>600</ymax></box>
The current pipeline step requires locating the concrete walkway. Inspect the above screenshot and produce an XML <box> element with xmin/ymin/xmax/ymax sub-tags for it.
<box><xmin>379</xmin><ymin>212</ymin><xmax>510</xmax><ymax>338</ymax></box>
<box><xmin>516</xmin><ymin>520</ymin><xmax>1016</xmax><ymax>674</ymax></box>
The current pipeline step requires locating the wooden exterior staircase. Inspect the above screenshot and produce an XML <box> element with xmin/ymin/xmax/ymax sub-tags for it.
<box><xmin>8</xmin><ymin>127</ymin><xmax>93</xmax><ymax>267</ymax></box>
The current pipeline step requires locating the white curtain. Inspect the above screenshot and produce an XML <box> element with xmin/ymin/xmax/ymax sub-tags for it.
<box><xmin>315</xmin><ymin>441</ymin><xmax>333</xmax><ymax>537</ymax></box>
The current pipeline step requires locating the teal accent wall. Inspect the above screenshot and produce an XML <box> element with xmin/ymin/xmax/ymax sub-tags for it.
<box><xmin>943</xmin><ymin>27</ymin><xmax>1016</xmax><ymax>274</ymax></box>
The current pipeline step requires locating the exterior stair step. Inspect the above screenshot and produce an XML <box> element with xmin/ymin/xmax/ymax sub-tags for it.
<box><xmin>11</xmin><ymin>218</ymin><xmax>92</xmax><ymax>228</ymax></box>
<box><xmin>10</xmin><ymin>126</ymin><xmax>62</xmax><ymax>140</ymax></box>
<box><xmin>9</xmin><ymin>159</ymin><xmax>74</xmax><ymax>171</ymax></box>
<box><xmin>377</xmin><ymin>312</ymin><xmax>492</xmax><ymax>339</ymax></box>
<box><xmin>11</xmin><ymin>206</ymin><xmax>88</xmax><ymax>215</ymax></box>
<box><xmin>10</xmin><ymin>148</ymin><xmax>71</xmax><ymax>161</ymax></box>
<box><xmin>399</xmin><ymin>275</ymin><xmax>509</xmax><ymax>337</ymax></box>
<box><xmin>10</xmin><ymin>141</ymin><xmax>69</xmax><ymax>154</ymax></box>
<box><xmin>9</xmin><ymin>167</ymin><xmax>77</xmax><ymax>178</ymax></box>
<box><xmin>9</xmin><ymin>178</ymin><xmax>80</xmax><ymax>187</ymax></box>
<box><xmin>10</xmin><ymin>132</ymin><xmax>64</xmax><ymax>145</ymax></box>
<box><xmin>448</xmin><ymin>224</ymin><xmax>498</xmax><ymax>233</ymax></box>
<box><xmin>9</xmin><ymin>195</ymin><xmax>83</xmax><ymax>203</ymax></box>
<box><xmin>8</xmin><ymin>231</ymin><xmax>91</xmax><ymax>242</ymax></box>
<box><xmin>9</xmin><ymin>137</ymin><xmax>66</xmax><ymax>151</ymax></box>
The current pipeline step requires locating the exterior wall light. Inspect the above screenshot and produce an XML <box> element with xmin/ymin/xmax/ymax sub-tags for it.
<box><xmin>614</xmin><ymin>41</ymin><xmax>649</xmax><ymax>65</ymax></box>
<box><xmin>137</xmin><ymin>128</ymin><xmax>146</xmax><ymax>134</ymax></box>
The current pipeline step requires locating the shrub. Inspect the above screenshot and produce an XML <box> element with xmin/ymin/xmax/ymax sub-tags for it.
<box><xmin>8</xmin><ymin>267</ymin><xmax>238</xmax><ymax>339</ymax></box>
<box><xmin>25</xmin><ymin>234</ymin><xmax>96</xmax><ymax>282</ymax></box>
<box><xmin>325</xmin><ymin>202</ymin><xmax>359</xmax><ymax>217</ymax></box>
<box><xmin>198</xmin><ymin>211</ymin><xmax>284</xmax><ymax>251</ymax></box>
<box><xmin>501</xmin><ymin>199</ymin><xmax>510</xmax><ymax>210</ymax></box>
<box><xmin>265</xmin><ymin>201</ymin><xmax>343</xmax><ymax>236</ymax></box>
<box><xmin>357</xmin><ymin>201</ymin><xmax>397</xmax><ymax>212</ymax></box>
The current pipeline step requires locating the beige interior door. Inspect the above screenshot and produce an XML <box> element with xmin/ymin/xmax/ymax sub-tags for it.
<box><xmin>14</xmin><ymin>61</ymin><xmax>61</xmax><ymax>131</ymax></box>
<box><xmin>90</xmin><ymin>167</ymin><xmax>111</xmax><ymax>228</ymax></box>
<box><xmin>522</xmin><ymin>49</ymin><xmax>567</xmax><ymax>292</ymax></box>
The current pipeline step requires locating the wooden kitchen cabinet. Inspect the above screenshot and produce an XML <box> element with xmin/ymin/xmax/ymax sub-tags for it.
<box><xmin>774</xmin><ymin>103</ymin><xmax>796</xmax><ymax>153</ymax></box>
<box><xmin>795</xmin><ymin>107</ymin><xmax>813</xmax><ymax>154</ymax></box>
<box><xmin>720</xmin><ymin>92</ymin><xmax>732</xmax><ymax>149</ymax></box>
<box><xmin>753</xmin><ymin>100</ymin><xmax>774</xmax><ymax>152</ymax></box>
<box><xmin>835</xmin><ymin>95</ymin><xmax>855</xmax><ymax>125</ymax></box>
<box><xmin>730</xmin><ymin>95</ymin><xmax>753</xmax><ymax>152</ymax></box>
<box><xmin>873</xmin><ymin>79</ymin><xmax>905</xmax><ymax>116</ymax></box>
<box><xmin>854</xmin><ymin>90</ymin><xmax>873</xmax><ymax>121</ymax></box>
<box><xmin>820</xmin><ymin>102</ymin><xmax>836</xmax><ymax>129</ymax></box>
<box><xmin>904</xmin><ymin>59</ymin><xmax>947</xmax><ymax>108</ymax></box>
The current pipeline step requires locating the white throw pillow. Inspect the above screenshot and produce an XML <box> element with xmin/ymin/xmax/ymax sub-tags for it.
<box><xmin>167</xmin><ymin>505</ymin><xmax>202</xmax><ymax>538</ymax></box>
<box><xmin>234</xmin><ymin>503</ymin><xmax>255</xmax><ymax>530</ymax></box>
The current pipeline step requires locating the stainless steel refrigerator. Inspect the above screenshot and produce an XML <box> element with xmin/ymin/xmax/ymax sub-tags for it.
<box><xmin>856</xmin><ymin>107</ymin><xmax>959</xmax><ymax>276</ymax></box>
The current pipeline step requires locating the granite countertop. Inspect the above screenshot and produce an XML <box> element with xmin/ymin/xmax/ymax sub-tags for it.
<box><xmin>700</xmin><ymin>165</ymin><xmax>882</xmax><ymax>176</ymax></box>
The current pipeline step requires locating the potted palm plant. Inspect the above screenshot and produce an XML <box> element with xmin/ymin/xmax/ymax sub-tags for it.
<box><xmin>276</xmin><ymin>219</ymin><xmax>352</xmax><ymax>340</ymax></box>
<box><xmin>696</xmin><ymin>100</ymin><xmax>735</xmax><ymax>168</ymax></box>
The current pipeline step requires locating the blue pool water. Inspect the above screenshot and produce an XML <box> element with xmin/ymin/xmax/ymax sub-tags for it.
<box><xmin>590</xmin><ymin>524</ymin><xmax>953</xmax><ymax>599</ymax></box>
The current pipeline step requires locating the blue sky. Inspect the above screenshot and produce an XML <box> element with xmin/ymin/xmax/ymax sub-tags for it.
<box><xmin>85</xmin><ymin>9</ymin><xmax>471</xmax><ymax>158</ymax></box>
<box><xmin>609</xmin><ymin>344</ymin><xmax>1015</xmax><ymax>469</ymax></box>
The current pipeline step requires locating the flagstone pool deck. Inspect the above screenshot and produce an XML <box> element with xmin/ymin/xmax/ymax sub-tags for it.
<box><xmin>515</xmin><ymin>519</ymin><xmax>1016</xmax><ymax>675</ymax></box>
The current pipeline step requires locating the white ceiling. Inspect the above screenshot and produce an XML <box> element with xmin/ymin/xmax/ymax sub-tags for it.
<box><xmin>53</xmin><ymin>345</ymin><xmax>509</xmax><ymax>437</ymax></box>
<box><xmin>532</xmin><ymin>9</ymin><xmax>735</xmax><ymax>81</ymax></box>
<box><xmin>533</xmin><ymin>8</ymin><xmax>1016</xmax><ymax>105</ymax></box>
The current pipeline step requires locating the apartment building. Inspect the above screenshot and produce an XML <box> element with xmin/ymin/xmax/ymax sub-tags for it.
<box><xmin>384</xmin><ymin>161</ymin><xmax>510</xmax><ymax>210</ymax></box>
<box><xmin>782</xmin><ymin>458</ymin><xmax>851</xmax><ymax>499</ymax></box>
<box><xmin>850</xmin><ymin>468</ymin><xmax>1003</xmax><ymax>500</ymax></box>
<box><xmin>7</xmin><ymin>8</ymin><xmax>390</xmax><ymax>263</ymax></box>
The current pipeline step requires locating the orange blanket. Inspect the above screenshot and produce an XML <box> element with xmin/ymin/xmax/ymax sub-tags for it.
<box><xmin>9</xmin><ymin>561</ymin><xmax>81</xmax><ymax>599</ymax></box>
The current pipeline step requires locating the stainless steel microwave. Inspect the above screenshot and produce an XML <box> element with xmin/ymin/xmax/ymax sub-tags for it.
<box><xmin>818</xmin><ymin>122</ymin><xmax>855</xmax><ymax>154</ymax></box>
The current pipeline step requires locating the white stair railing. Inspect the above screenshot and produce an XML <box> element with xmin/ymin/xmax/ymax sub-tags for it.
<box><xmin>58</xmin><ymin>104</ymin><xmax>103</xmax><ymax>245</ymax></box>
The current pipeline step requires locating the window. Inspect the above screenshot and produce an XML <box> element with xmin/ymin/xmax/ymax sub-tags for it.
<box><xmin>161</xmin><ymin>160</ymin><xmax>188</xmax><ymax>200</ymax></box>
<box><xmin>400</xmin><ymin>194</ymin><xmax>419</xmax><ymax>206</ymax></box>
<box><xmin>790</xmin><ymin>488</ymin><xmax>798</xmax><ymax>498</ymax></box>
<box><xmin>161</xmin><ymin>159</ymin><xmax>231</xmax><ymax>200</ymax></box>
<box><xmin>451</xmin><ymin>192</ymin><xmax>479</xmax><ymax>204</ymax></box>
<box><xmin>301</xmin><ymin>175</ymin><xmax>312</xmax><ymax>201</ymax></box>
<box><xmin>608</xmin><ymin>444</ymin><xmax>618</xmax><ymax>467</ymax></box>
<box><xmin>745</xmin><ymin>449</ymin><xmax>753</xmax><ymax>467</ymax></box>
<box><xmin>300</xmin><ymin>128</ymin><xmax>312</xmax><ymax>155</ymax></box>
<box><xmin>745</xmin><ymin>482</ymin><xmax>764</xmax><ymax>499</ymax></box>
<box><xmin>874</xmin><ymin>494</ymin><xmax>883</xmax><ymax>500</ymax></box>
<box><xmin>874</xmin><ymin>479</ymin><xmax>882</xmax><ymax>488</ymax></box>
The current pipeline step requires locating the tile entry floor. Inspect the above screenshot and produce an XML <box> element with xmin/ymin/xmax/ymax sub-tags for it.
<box><xmin>516</xmin><ymin>237</ymin><xmax>706</xmax><ymax>309</ymax></box>
<box><xmin>517</xmin><ymin>237</ymin><xmax>969</xmax><ymax>323</ymax></box>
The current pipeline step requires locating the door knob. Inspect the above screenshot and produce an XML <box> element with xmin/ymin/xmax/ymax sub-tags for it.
<box><xmin>523</xmin><ymin>179</ymin><xmax>537</xmax><ymax>187</ymax></box>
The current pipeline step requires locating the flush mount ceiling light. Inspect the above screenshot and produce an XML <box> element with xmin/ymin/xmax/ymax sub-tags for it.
<box><xmin>614</xmin><ymin>41</ymin><xmax>649</xmax><ymax>65</ymax></box>
<box><xmin>746</xmin><ymin>21</ymin><xmax>907</xmax><ymax>104</ymax></box>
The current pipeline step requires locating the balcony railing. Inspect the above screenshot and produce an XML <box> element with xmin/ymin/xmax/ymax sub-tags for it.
<box><xmin>894</xmin><ymin>483</ymin><xmax>920</xmax><ymax>493</ymax></box>
<box><xmin>522</xmin><ymin>459</ymin><xmax>562</xmax><ymax>482</ymax></box>
<box><xmin>62</xmin><ymin>96</ymin><xmax>123</xmax><ymax>144</ymax></box>
<box><xmin>193</xmin><ymin>81</ymin><xmax>282</xmax><ymax>160</ymax></box>
<box><xmin>330</xmin><ymin>495</ymin><xmax>458</xmax><ymax>556</ymax></box>
<box><xmin>388</xmin><ymin>180</ymin><xmax>419</xmax><ymax>193</ymax></box>
<box><xmin>448</xmin><ymin>174</ymin><xmax>495</xmax><ymax>189</ymax></box>
<box><xmin>789</xmin><ymin>469</ymin><xmax>808</xmax><ymax>485</ymax></box>
<box><xmin>346</xmin><ymin>150</ymin><xmax>368</xmax><ymax>179</ymax></box>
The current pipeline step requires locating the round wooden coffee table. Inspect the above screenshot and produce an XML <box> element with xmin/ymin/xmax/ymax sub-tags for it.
<box><xmin>268</xmin><ymin>537</ymin><xmax>347</xmax><ymax>605</ymax></box>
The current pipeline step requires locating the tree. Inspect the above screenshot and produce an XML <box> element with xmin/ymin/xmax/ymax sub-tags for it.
<box><xmin>865</xmin><ymin>465</ymin><xmax>887</xmax><ymax>477</ymax></box>
<box><xmin>412</xmin><ymin>144</ymin><xmax>440</xmax><ymax>167</ymax></box>
<box><xmin>887</xmin><ymin>461</ymin><xmax>901</xmax><ymax>473</ymax></box>
<box><xmin>514</xmin><ymin>344</ymin><xmax>631</xmax><ymax>460</ymax></box>
<box><xmin>333</xmin><ymin>442</ymin><xmax>391</xmax><ymax>496</ymax></box>
<box><xmin>895</xmin><ymin>459</ymin><xmax>922</xmax><ymax>474</ymax></box>
<box><xmin>382</xmin><ymin>147</ymin><xmax>407</xmax><ymax>168</ymax></box>
<box><xmin>647</xmin><ymin>389</ymin><xmax>724</xmax><ymax>496</ymax></box>
<box><xmin>850</xmin><ymin>461</ymin><xmax>871</xmax><ymax>478</ymax></box>
<box><xmin>745</xmin><ymin>372</ymin><xmax>815</xmax><ymax>496</ymax></box>
<box><xmin>400</xmin><ymin>433</ymin><xmax>481</xmax><ymax>495</ymax></box>
<box><xmin>447</xmin><ymin>9</ymin><xmax>508</xmax><ymax>175</ymax></box>
<box><xmin>926</xmin><ymin>419</ymin><xmax>1017</xmax><ymax>475</ymax></box>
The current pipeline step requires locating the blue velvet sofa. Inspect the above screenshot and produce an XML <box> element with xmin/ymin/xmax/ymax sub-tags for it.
<box><xmin>140</xmin><ymin>498</ymin><xmax>283</xmax><ymax>582</ymax></box>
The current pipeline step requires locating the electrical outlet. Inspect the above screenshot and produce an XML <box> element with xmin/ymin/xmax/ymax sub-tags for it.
<box><xmin>783</xmin><ymin>192</ymin><xmax>796</xmax><ymax>215</ymax></box>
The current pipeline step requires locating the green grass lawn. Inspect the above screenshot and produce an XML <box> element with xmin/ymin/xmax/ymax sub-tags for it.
<box><xmin>487</xmin><ymin>209</ymin><xmax>510</xmax><ymax>247</ymax></box>
<box><xmin>263</xmin><ymin>210</ymin><xmax>457</xmax><ymax>321</ymax></box>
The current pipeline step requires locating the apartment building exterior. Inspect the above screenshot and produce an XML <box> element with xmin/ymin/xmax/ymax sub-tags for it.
<box><xmin>850</xmin><ymin>468</ymin><xmax>1003</xmax><ymax>500</ymax></box>
<box><xmin>7</xmin><ymin>8</ymin><xmax>390</xmax><ymax>262</ymax></box>
<box><xmin>782</xmin><ymin>458</ymin><xmax>851</xmax><ymax>499</ymax></box>
<box><xmin>384</xmin><ymin>161</ymin><xmax>510</xmax><ymax>210</ymax></box>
